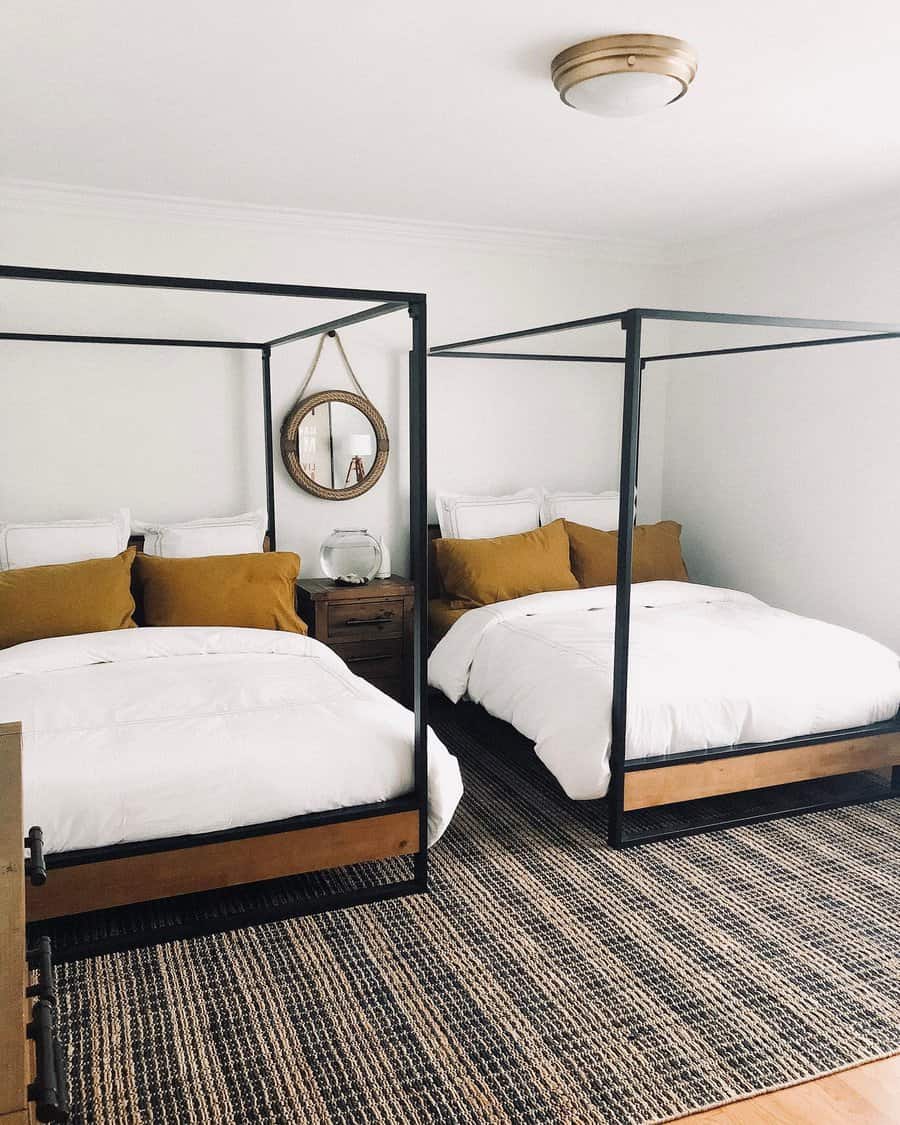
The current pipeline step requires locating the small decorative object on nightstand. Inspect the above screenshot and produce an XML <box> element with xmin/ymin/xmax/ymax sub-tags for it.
<box><xmin>296</xmin><ymin>575</ymin><xmax>414</xmax><ymax>705</ymax></box>
<box><xmin>319</xmin><ymin>528</ymin><xmax>382</xmax><ymax>586</ymax></box>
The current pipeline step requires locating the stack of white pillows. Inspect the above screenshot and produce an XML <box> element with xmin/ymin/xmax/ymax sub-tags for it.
<box><xmin>0</xmin><ymin>509</ymin><xmax>268</xmax><ymax>570</ymax></box>
<box><xmin>434</xmin><ymin>487</ymin><xmax>619</xmax><ymax>540</ymax></box>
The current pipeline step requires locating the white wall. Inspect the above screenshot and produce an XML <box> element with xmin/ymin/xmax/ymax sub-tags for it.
<box><xmin>663</xmin><ymin>216</ymin><xmax>900</xmax><ymax>650</ymax></box>
<box><xmin>0</xmin><ymin>189</ymin><xmax>672</xmax><ymax>576</ymax></box>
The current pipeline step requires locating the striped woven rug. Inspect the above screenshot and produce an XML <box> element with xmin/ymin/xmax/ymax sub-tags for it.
<box><xmin>52</xmin><ymin>701</ymin><xmax>900</xmax><ymax>1124</ymax></box>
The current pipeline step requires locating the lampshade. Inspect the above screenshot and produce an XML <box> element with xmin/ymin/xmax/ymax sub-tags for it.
<box><xmin>551</xmin><ymin>35</ymin><xmax>697</xmax><ymax>118</ymax></box>
<box><xmin>346</xmin><ymin>432</ymin><xmax>375</xmax><ymax>458</ymax></box>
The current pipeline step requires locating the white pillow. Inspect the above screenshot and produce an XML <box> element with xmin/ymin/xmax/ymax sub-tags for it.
<box><xmin>541</xmin><ymin>490</ymin><xmax>619</xmax><ymax>530</ymax></box>
<box><xmin>134</xmin><ymin>510</ymin><xmax>268</xmax><ymax>558</ymax></box>
<box><xmin>0</xmin><ymin>509</ymin><xmax>131</xmax><ymax>570</ymax></box>
<box><xmin>435</xmin><ymin>488</ymin><xmax>541</xmax><ymax>540</ymax></box>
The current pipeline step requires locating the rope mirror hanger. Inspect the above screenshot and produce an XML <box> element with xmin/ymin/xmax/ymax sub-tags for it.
<box><xmin>280</xmin><ymin>330</ymin><xmax>390</xmax><ymax>501</ymax></box>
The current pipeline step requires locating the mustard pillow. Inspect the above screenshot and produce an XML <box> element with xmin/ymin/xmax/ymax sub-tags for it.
<box><xmin>565</xmin><ymin>520</ymin><xmax>688</xmax><ymax>587</ymax></box>
<box><xmin>0</xmin><ymin>548</ymin><xmax>137</xmax><ymax>649</ymax></box>
<box><xmin>135</xmin><ymin>551</ymin><xmax>307</xmax><ymax>633</ymax></box>
<box><xmin>428</xmin><ymin>598</ymin><xmax>470</xmax><ymax>644</ymax></box>
<box><xmin>434</xmin><ymin>519</ymin><xmax>578</xmax><ymax>607</ymax></box>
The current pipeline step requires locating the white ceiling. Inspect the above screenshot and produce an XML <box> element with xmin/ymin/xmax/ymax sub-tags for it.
<box><xmin>2</xmin><ymin>1</ymin><xmax>899</xmax><ymax>246</ymax></box>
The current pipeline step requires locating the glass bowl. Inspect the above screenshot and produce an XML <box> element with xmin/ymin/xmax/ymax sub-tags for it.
<box><xmin>319</xmin><ymin>528</ymin><xmax>382</xmax><ymax>585</ymax></box>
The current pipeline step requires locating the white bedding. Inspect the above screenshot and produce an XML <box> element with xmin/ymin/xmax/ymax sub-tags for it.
<box><xmin>0</xmin><ymin>627</ymin><xmax>463</xmax><ymax>854</ymax></box>
<box><xmin>429</xmin><ymin>582</ymin><xmax>900</xmax><ymax>800</ymax></box>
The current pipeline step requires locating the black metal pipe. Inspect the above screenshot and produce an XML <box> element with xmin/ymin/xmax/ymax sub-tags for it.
<box><xmin>266</xmin><ymin>301</ymin><xmax>408</xmax><ymax>348</ymax></box>
<box><xmin>409</xmin><ymin>297</ymin><xmax>429</xmax><ymax>888</ymax></box>
<box><xmin>429</xmin><ymin>310</ymin><xmax>630</xmax><ymax>353</ymax></box>
<box><xmin>46</xmin><ymin>795</ymin><xmax>419</xmax><ymax>868</ymax></box>
<box><xmin>623</xmin><ymin>713</ymin><xmax>900</xmax><ymax>771</ymax></box>
<box><xmin>634</xmin><ymin>307</ymin><xmax>900</xmax><ymax>333</ymax></box>
<box><xmin>0</xmin><ymin>263</ymin><xmax>424</xmax><ymax>306</ymax></box>
<box><xmin>261</xmin><ymin>346</ymin><xmax>276</xmax><ymax>549</ymax></box>
<box><xmin>608</xmin><ymin>311</ymin><xmax>643</xmax><ymax>849</ymax></box>
<box><xmin>644</xmin><ymin>331</ymin><xmax>900</xmax><ymax>364</ymax></box>
<box><xmin>619</xmin><ymin>785</ymin><xmax>895</xmax><ymax>847</ymax></box>
<box><xmin>44</xmin><ymin>878</ymin><xmax>425</xmax><ymax>964</ymax></box>
<box><xmin>25</xmin><ymin>825</ymin><xmax>47</xmax><ymax>886</ymax></box>
<box><xmin>0</xmin><ymin>332</ymin><xmax>262</xmax><ymax>349</ymax></box>
<box><xmin>428</xmin><ymin>350</ymin><xmax>625</xmax><ymax>364</ymax></box>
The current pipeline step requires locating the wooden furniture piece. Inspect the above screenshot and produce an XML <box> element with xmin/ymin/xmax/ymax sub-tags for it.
<box><xmin>1</xmin><ymin>723</ymin><xmax>67</xmax><ymax>1124</ymax></box>
<box><xmin>428</xmin><ymin>521</ymin><xmax>900</xmax><ymax>843</ymax></box>
<box><xmin>296</xmin><ymin>575</ymin><xmax>415</xmax><ymax>705</ymax></box>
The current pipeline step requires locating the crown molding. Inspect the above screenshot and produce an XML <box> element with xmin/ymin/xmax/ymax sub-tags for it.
<box><xmin>0</xmin><ymin>177</ymin><xmax>675</xmax><ymax>265</ymax></box>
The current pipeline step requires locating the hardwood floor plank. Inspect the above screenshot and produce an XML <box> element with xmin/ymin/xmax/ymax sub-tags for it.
<box><xmin>676</xmin><ymin>1055</ymin><xmax>900</xmax><ymax>1123</ymax></box>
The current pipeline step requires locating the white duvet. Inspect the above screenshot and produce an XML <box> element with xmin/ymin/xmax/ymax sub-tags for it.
<box><xmin>0</xmin><ymin>627</ymin><xmax>463</xmax><ymax>854</ymax></box>
<box><xmin>429</xmin><ymin>582</ymin><xmax>900</xmax><ymax>800</ymax></box>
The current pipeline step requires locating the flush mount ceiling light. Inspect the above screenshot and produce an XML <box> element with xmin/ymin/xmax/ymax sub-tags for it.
<box><xmin>551</xmin><ymin>34</ymin><xmax>697</xmax><ymax>117</ymax></box>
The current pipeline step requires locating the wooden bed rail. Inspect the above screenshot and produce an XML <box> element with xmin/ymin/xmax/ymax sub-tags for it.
<box><xmin>623</xmin><ymin>731</ymin><xmax>900</xmax><ymax>812</ymax></box>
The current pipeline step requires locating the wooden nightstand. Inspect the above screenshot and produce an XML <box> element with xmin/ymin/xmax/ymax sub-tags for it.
<box><xmin>295</xmin><ymin>576</ymin><xmax>414</xmax><ymax>705</ymax></box>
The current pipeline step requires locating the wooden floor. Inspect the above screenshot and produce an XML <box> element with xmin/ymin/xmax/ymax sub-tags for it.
<box><xmin>677</xmin><ymin>1054</ymin><xmax>900</xmax><ymax>1123</ymax></box>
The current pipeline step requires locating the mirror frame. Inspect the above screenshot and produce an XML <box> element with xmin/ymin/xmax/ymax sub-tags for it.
<box><xmin>280</xmin><ymin>389</ymin><xmax>390</xmax><ymax>501</ymax></box>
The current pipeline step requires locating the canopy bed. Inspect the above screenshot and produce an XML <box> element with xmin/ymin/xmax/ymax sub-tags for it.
<box><xmin>428</xmin><ymin>307</ymin><xmax>900</xmax><ymax>847</ymax></box>
<box><xmin>0</xmin><ymin>263</ymin><xmax>451</xmax><ymax>958</ymax></box>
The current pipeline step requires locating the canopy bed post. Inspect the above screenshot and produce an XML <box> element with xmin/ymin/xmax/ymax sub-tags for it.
<box><xmin>409</xmin><ymin>296</ymin><xmax>429</xmax><ymax>888</ymax></box>
<box><xmin>261</xmin><ymin>344</ymin><xmax>277</xmax><ymax>549</ymax></box>
<box><xmin>608</xmin><ymin>311</ymin><xmax>643</xmax><ymax>848</ymax></box>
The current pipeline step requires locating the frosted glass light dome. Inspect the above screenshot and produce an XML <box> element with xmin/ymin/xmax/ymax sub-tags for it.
<box><xmin>563</xmin><ymin>71</ymin><xmax>684</xmax><ymax>117</ymax></box>
<box><xmin>551</xmin><ymin>35</ymin><xmax>697</xmax><ymax>119</ymax></box>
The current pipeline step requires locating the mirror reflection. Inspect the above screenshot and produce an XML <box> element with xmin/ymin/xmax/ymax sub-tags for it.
<box><xmin>297</xmin><ymin>401</ymin><xmax>378</xmax><ymax>490</ymax></box>
<box><xmin>280</xmin><ymin>389</ymin><xmax>389</xmax><ymax>501</ymax></box>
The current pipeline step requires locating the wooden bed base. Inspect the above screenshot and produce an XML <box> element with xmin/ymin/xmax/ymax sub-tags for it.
<box><xmin>3</xmin><ymin>717</ymin><xmax>419</xmax><ymax>925</ymax></box>
<box><xmin>623</xmin><ymin>731</ymin><xmax>900</xmax><ymax>812</ymax></box>
<box><xmin>26</xmin><ymin>810</ymin><xmax>419</xmax><ymax>923</ymax></box>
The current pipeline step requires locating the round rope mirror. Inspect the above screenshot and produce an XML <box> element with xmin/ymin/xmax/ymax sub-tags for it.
<box><xmin>280</xmin><ymin>389</ymin><xmax>389</xmax><ymax>501</ymax></box>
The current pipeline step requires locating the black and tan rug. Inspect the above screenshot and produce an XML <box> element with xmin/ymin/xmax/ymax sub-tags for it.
<box><xmin>47</xmin><ymin>700</ymin><xmax>900</xmax><ymax>1124</ymax></box>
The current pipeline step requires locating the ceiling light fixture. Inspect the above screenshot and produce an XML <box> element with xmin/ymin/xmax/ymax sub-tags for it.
<box><xmin>551</xmin><ymin>34</ymin><xmax>697</xmax><ymax>118</ymax></box>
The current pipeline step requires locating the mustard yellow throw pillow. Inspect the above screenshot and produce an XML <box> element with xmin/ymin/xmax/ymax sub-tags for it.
<box><xmin>565</xmin><ymin>520</ymin><xmax>688</xmax><ymax>588</ymax></box>
<box><xmin>428</xmin><ymin>598</ymin><xmax>470</xmax><ymax>644</ymax></box>
<box><xmin>0</xmin><ymin>548</ymin><xmax>137</xmax><ymax>649</ymax></box>
<box><xmin>135</xmin><ymin>551</ymin><xmax>307</xmax><ymax>633</ymax></box>
<box><xmin>434</xmin><ymin>519</ymin><xmax>578</xmax><ymax>607</ymax></box>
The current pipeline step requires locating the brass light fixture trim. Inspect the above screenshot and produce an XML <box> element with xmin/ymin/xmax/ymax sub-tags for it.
<box><xmin>551</xmin><ymin>34</ymin><xmax>698</xmax><ymax>112</ymax></box>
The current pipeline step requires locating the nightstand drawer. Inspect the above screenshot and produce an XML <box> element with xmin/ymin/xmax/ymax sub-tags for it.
<box><xmin>330</xmin><ymin>640</ymin><xmax>403</xmax><ymax>682</ymax></box>
<box><xmin>328</xmin><ymin>599</ymin><xmax>404</xmax><ymax>641</ymax></box>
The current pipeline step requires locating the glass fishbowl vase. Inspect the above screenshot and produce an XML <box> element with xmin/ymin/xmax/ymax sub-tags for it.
<box><xmin>319</xmin><ymin>529</ymin><xmax>382</xmax><ymax>585</ymax></box>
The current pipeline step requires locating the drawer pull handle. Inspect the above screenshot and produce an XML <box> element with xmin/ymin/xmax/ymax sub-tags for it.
<box><xmin>344</xmin><ymin>615</ymin><xmax>395</xmax><ymax>627</ymax></box>
<box><xmin>25</xmin><ymin>825</ymin><xmax>47</xmax><ymax>886</ymax></box>
<box><xmin>347</xmin><ymin>654</ymin><xmax>395</xmax><ymax>664</ymax></box>
<box><xmin>27</xmin><ymin>997</ymin><xmax>69</xmax><ymax>1123</ymax></box>
<box><xmin>27</xmin><ymin>935</ymin><xmax>56</xmax><ymax>1002</ymax></box>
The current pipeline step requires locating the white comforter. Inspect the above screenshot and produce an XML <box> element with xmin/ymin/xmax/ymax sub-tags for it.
<box><xmin>429</xmin><ymin>582</ymin><xmax>900</xmax><ymax>800</ymax></box>
<box><xmin>0</xmin><ymin>627</ymin><xmax>463</xmax><ymax>854</ymax></box>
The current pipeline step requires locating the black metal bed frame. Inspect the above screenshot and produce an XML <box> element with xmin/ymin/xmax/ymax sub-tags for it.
<box><xmin>0</xmin><ymin>264</ymin><xmax>430</xmax><ymax>937</ymax></box>
<box><xmin>430</xmin><ymin>306</ymin><xmax>900</xmax><ymax>847</ymax></box>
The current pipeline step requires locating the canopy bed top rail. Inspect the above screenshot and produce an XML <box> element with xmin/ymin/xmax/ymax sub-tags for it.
<box><xmin>429</xmin><ymin>306</ymin><xmax>900</xmax><ymax>365</ymax></box>
<box><xmin>0</xmin><ymin>263</ymin><xmax>423</xmax><ymax>306</ymax></box>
